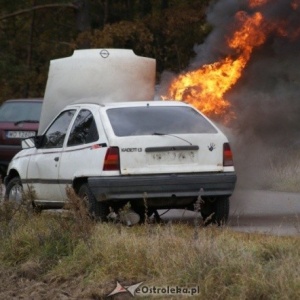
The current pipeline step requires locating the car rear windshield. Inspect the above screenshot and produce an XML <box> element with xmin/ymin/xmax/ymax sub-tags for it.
<box><xmin>0</xmin><ymin>101</ymin><xmax>42</xmax><ymax>122</ymax></box>
<box><xmin>106</xmin><ymin>105</ymin><xmax>218</xmax><ymax>136</ymax></box>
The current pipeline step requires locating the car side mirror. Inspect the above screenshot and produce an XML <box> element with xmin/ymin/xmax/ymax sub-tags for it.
<box><xmin>21</xmin><ymin>135</ymin><xmax>44</xmax><ymax>149</ymax></box>
<box><xmin>34</xmin><ymin>135</ymin><xmax>44</xmax><ymax>149</ymax></box>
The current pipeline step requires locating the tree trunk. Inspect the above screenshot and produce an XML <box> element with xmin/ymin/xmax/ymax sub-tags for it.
<box><xmin>161</xmin><ymin>0</ymin><xmax>169</xmax><ymax>10</ymax></box>
<box><xmin>103</xmin><ymin>0</ymin><xmax>109</xmax><ymax>25</ymax></box>
<box><xmin>126</xmin><ymin>0</ymin><xmax>134</xmax><ymax>20</ymax></box>
<box><xmin>139</xmin><ymin>0</ymin><xmax>152</xmax><ymax>17</ymax></box>
<box><xmin>75</xmin><ymin>0</ymin><xmax>91</xmax><ymax>32</ymax></box>
<box><xmin>24</xmin><ymin>0</ymin><xmax>36</xmax><ymax>98</ymax></box>
<box><xmin>0</xmin><ymin>3</ymin><xmax>77</xmax><ymax>21</ymax></box>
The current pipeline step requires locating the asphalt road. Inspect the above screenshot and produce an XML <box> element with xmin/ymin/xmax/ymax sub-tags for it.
<box><xmin>1</xmin><ymin>185</ymin><xmax>300</xmax><ymax>236</ymax></box>
<box><xmin>158</xmin><ymin>189</ymin><xmax>300</xmax><ymax>236</ymax></box>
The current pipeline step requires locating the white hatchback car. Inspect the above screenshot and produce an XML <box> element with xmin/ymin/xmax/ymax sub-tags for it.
<box><xmin>4</xmin><ymin>100</ymin><xmax>236</xmax><ymax>224</ymax></box>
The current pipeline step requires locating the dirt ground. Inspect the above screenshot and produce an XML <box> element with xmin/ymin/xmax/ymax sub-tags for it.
<box><xmin>0</xmin><ymin>265</ymin><xmax>120</xmax><ymax>300</ymax></box>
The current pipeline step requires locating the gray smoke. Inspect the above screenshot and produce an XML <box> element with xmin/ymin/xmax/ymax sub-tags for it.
<box><xmin>191</xmin><ymin>0</ymin><xmax>300</xmax><ymax>143</ymax></box>
<box><xmin>162</xmin><ymin>0</ymin><xmax>300</xmax><ymax>189</ymax></box>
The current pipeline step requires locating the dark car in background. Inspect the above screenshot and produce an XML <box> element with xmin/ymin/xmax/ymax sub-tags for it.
<box><xmin>0</xmin><ymin>99</ymin><xmax>43</xmax><ymax>179</ymax></box>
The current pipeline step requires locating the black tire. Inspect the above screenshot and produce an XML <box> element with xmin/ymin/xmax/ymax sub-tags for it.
<box><xmin>201</xmin><ymin>197</ymin><xmax>229</xmax><ymax>226</ymax></box>
<box><xmin>78</xmin><ymin>183</ymin><xmax>109</xmax><ymax>221</ymax></box>
<box><xmin>131</xmin><ymin>204</ymin><xmax>154</xmax><ymax>224</ymax></box>
<box><xmin>213</xmin><ymin>197</ymin><xmax>229</xmax><ymax>225</ymax></box>
<box><xmin>5</xmin><ymin>177</ymin><xmax>23</xmax><ymax>203</ymax></box>
<box><xmin>200</xmin><ymin>198</ymin><xmax>215</xmax><ymax>225</ymax></box>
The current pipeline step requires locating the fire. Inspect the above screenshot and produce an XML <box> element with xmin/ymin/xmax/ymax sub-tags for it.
<box><xmin>164</xmin><ymin>0</ymin><xmax>299</xmax><ymax>122</ymax></box>
<box><xmin>291</xmin><ymin>0</ymin><xmax>300</xmax><ymax>10</ymax></box>
<box><xmin>165</xmin><ymin>10</ymin><xmax>267</xmax><ymax>121</ymax></box>
<box><xmin>249</xmin><ymin>0</ymin><xmax>271</xmax><ymax>8</ymax></box>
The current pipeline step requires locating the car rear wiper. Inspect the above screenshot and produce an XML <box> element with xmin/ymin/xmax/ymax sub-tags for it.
<box><xmin>152</xmin><ymin>132</ymin><xmax>193</xmax><ymax>146</ymax></box>
<box><xmin>14</xmin><ymin>120</ymin><xmax>39</xmax><ymax>125</ymax></box>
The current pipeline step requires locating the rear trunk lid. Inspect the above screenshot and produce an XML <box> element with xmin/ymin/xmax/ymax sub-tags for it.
<box><xmin>115</xmin><ymin>134</ymin><xmax>226</xmax><ymax>175</ymax></box>
<box><xmin>102</xmin><ymin>102</ymin><xmax>228</xmax><ymax>175</ymax></box>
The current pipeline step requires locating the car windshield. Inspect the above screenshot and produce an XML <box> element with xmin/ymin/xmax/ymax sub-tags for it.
<box><xmin>106</xmin><ymin>105</ymin><xmax>218</xmax><ymax>136</ymax></box>
<box><xmin>0</xmin><ymin>101</ymin><xmax>42</xmax><ymax>122</ymax></box>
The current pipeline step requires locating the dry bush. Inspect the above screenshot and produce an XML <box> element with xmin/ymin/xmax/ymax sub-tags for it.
<box><xmin>0</xmin><ymin>182</ymin><xmax>299</xmax><ymax>299</ymax></box>
<box><xmin>0</xmin><ymin>187</ymin><xmax>95</xmax><ymax>273</ymax></box>
<box><xmin>62</xmin><ymin>186</ymin><xmax>95</xmax><ymax>241</ymax></box>
<box><xmin>0</xmin><ymin>216</ymin><xmax>299</xmax><ymax>299</ymax></box>
<box><xmin>0</xmin><ymin>185</ymin><xmax>37</xmax><ymax>236</ymax></box>
<box><xmin>49</xmin><ymin>224</ymin><xmax>300</xmax><ymax>299</ymax></box>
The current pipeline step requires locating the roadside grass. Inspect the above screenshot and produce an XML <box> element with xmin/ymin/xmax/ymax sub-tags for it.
<box><xmin>234</xmin><ymin>145</ymin><xmax>300</xmax><ymax>193</ymax></box>
<box><xmin>265</xmin><ymin>149</ymin><xmax>300</xmax><ymax>192</ymax></box>
<box><xmin>0</xmin><ymin>192</ymin><xmax>299</xmax><ymax>299</ymax></box>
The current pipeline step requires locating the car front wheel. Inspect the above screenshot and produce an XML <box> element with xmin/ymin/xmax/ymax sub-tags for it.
<box><xmin>78</xmin><ymin>183</ymin><xmax>109</xmax><ymax>221</ymax></box>
<box><xmin>5</xmin><ymin>176</ymin><xmax>23</xmax><ymax>203</ymax></box>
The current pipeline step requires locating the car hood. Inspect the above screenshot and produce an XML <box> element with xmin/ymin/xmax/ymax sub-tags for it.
<box><xmin>0</xmin><ymin>121</ymin><xmax>39</xmax><ymax>129</ymax></box>
<box><xmin>39</xmin><ymin>49</ymin><xmax>156</xmax><ymax>134</ymax></box>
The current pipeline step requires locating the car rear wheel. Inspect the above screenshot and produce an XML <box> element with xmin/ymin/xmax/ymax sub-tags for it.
<box><xmin>5</xmin><ymin>176</ymin><xmax>23</xmax><ymax>203</ymax></box>
<box><xmin>132</xmin><ymin>206</ymin><xmax>155</xmax><ymax>224</ymax></box>
<box><xmin>201</xmin><ymin>197</ymin><xmax>229</xmax><ymax>226</ymax></box>
<box><xmin>213</xmin><ymin>197</ymin><xmax>229</xmax><ymax>225</ymax></box>
<box><xmin>78</xmin><ymin>183</ymin><xmax>109</xmax><ymax>221</ymax></box>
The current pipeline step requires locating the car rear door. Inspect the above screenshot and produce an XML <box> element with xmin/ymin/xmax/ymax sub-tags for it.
<box><xmin>58</xmin><ymin>108</ymin><xmax>108</xmax><ymax>199</ymax></box>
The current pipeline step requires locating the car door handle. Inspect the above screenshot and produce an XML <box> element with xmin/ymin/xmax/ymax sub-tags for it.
<box><xmin>54</xmin><ymin>157</ymin><xmax>59</xmax><ymax>162</ymax></box>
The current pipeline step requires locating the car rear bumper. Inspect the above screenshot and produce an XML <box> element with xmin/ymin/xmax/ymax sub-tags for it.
<box><xmin>88</xmin><ymin>172</ymin><xmax>237</xmax><ymax>203</ymax></box>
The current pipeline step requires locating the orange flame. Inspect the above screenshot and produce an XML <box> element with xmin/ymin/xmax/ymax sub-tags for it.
<box><xmin>165</xmin><ymin>10</ymin><xmax>268</xmax><ymax>121</ymax></box>
<box><xmin>249</xmin><ymin>0</ymin><xmax>271</xmax><ymax>8</ymax></box>
<box><xmin>164</xmin><ymin>0</ymin><xmax>298</xmax><ymax>122</ymax></box>
<box><xmin>291</xmin><ymin>0</ymin><xmax>300</xmax><ymax>10</ymax></box>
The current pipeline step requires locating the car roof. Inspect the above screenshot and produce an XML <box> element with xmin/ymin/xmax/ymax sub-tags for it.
<box><xmin>103</xmin><ymin>100</ymin><xmax>189</xmax><ymax>108</ymax></box>
<box><xmin>64</xmin><ymin>100</ymin><xmax>190</xmax><ymax>110</ymax></box>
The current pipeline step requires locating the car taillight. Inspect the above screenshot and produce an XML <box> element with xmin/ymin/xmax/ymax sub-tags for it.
<box><xmin>223</xmin><ymin>143</ymin><xmax>234</xmax><ymax>166</ymax></box>
<box><xmin>103</xmin><ymin>147</ymin><xmax>120</xmax><ymax>171</ymax></box>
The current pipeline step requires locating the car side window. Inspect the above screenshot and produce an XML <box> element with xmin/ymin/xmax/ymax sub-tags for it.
<box><xmin>67</xmin><ymin>109</ymin><xmax>99</xmax><ymax>147</ymax></box>
<box><xmin>41</xmin><ymin>110</ymin><xmax>76</xmax><ymax>148</ymax></box>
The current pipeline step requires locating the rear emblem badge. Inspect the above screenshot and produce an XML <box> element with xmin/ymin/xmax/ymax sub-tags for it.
<box><xmin>208</xmin><ymin>143</ymin><xmax>216</xmax><ymax>151</ymax></box>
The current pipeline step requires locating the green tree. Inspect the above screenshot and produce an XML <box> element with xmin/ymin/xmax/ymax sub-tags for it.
<box><xmin>0</xmin><ymin>0</ymin><xmax>78</xmax><ymax>102</ymax></box>
<box><xmin>76</xmin><ymin>0</ymin><xmax>211</xmax><ymax>76</ymax></box>
<box><xmin>0</xmin><ymin>0</ymin><xmax>213</xmax><ymax>103</ymax></box>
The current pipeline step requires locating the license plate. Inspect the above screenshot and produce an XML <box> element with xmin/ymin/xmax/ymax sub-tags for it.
<box><xmin>147</xmin><ymin>151</ymin><xmax>196</xmax><ymax>165</ymax></box>
<box><xmin>6</xmin><ymin>131</ymin><xmax>36</xmax><ymax>139</ymax></box>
